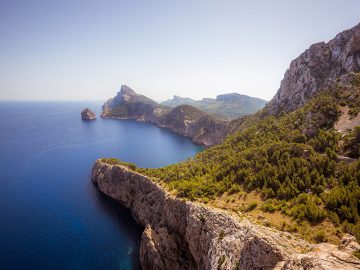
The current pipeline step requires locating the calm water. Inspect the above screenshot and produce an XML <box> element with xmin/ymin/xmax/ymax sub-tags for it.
<box><xmin>0</xmin><ymin>102</ymin><xmax>201</xmax><ymax>270</ymax></box>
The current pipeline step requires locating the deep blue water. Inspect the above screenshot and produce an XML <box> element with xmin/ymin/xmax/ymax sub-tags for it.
<box><xmin>0</xmin><ymin>102</ymin><xmax>201</xmax><ymax>270</ymax></box>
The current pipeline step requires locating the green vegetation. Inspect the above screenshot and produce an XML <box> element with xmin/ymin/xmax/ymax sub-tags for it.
<box><xmin>217</xmin><ymin>255</ymin><xmax>226</xmax><ymax>270</ymax></box>
<box><xmin>101</xmin><ymin>158</ymin><xmax>137</xmax><ymax>170</ymax></box>
<box><xmin>354</xmin><ymin>250</ymin><xmax>360</xmax><ymax>260</ymax></box>
<box><xmin>104</xmin><ymin>76</ymin><xmax>360</xmax><ymax>243</ymax></box>
<box><xmin>218</xmin><ymin>230</ymin><xmax>225</xmax><ymax>240</ymax></box>
<box><xmin>313</xmin><ymin>230</ymin><xmax>327</xmax><ymax>243</ymax></box>
<box><xmin>343</xmin><ymin>127</ymin><xmax>360</xmax><ymax>158</ymax></box>
<box><xmin>245</xmin><ymin>202</ymin><xmax>257</xmax><ymax>212</ymax></box>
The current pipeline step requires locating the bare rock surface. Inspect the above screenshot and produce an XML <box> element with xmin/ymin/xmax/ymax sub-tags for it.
<box><xmin>334</xmin><ymin>106</ymin><xmax>360</xmax><ymax>132</ymax></box>
<box><xmin>81</xmin><ymin>108</ymin><xmax>96</xmax><ymax>120</ymax></box>
<box><xmin>92</xmin><ymin>160</ymin><xmax>360</xmax><ymax>270</ymax></box>
<box><xmin>267</xmin><ymin>23</ymin><xmax>360</xmax><ymax>114</ymax></box>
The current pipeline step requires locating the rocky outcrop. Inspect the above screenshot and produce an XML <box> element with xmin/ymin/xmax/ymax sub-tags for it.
<box><xmin>101</xmin><ymin>85</ymin><xmax>232</xmax><ymax>146</ymax></box>
<box><xmin>267</xmin><ymin>23</ymin><xmax>360</xmax><ymax>114</ymax></box>
<box><xmin>92</xmin><ymin>160</ymin><xmax>360</xmax><ymax>270</ymax></box>
<box><xmin>81</xmin><ymin>108</ymin><xmax>96</xmax><ymax>120</ymax></box>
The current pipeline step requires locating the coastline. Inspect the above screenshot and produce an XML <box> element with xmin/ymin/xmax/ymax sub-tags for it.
<box><xmin>92</xmin><ymin>159</ymin><xmax>360</xmax><ymax>270</ymax></box>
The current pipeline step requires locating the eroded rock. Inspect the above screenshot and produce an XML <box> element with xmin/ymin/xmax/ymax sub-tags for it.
<box><xmin>267</xmin><ymin>23</ymin><xmax>360</xmax><ymax>114</ymax></box>
<box><xmin>92</xmin><ymin>160</ymin><xmax>360</xmax><ymax>270</ymax></box>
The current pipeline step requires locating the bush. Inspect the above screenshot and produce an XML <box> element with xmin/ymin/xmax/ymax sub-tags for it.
<box><xmin>218</xmin><ymin>230</ymin><xmax>225</xmax><ymax>240</ymax></box>
<box><xmin>313</xmin><ymin>230</ymin><xmax>327</xmax><ymax>243</ymax></box>
<box><xmin>291</xmin><ymin>194</ymin><xmax>326</xmax><ymax>222</ymax></box>
<box><xmin>245</xmin><ymin>202</ymin><xmax>258</xmax><ymax>212</ymax></box>
<box><xmin>261</xmin><ymin>199</ymin><xmax>280</xmax><ymax>212</ymax></box>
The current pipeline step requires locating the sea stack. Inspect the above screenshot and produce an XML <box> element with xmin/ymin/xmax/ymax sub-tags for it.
<box><xmin>81</xmin><ymin>108</ymin><xmax>96</xmax><ymax>120</ymax></box>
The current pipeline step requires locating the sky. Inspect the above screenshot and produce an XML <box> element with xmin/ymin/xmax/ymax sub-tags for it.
<box><xmin>0</xmin><ymin>0</ymin><xmax>360</xmax><ymax>102</ymax></box>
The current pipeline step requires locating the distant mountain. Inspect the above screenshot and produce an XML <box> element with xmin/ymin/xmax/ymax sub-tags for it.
<box><xmin>101</xmin><ymin>85</ymin><xmax>234</xmax><ymax>146</ymax></box>
<box><xmin>161</xmin><ymin>93</ymin><xmax>267</xmax><ymax>119</ymax></box>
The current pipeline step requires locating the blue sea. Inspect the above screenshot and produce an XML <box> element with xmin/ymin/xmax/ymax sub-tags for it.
<box><xmin>0</xmin><ymin>102</ymin><xmax>201</xmax><ymax>270</ymax></box>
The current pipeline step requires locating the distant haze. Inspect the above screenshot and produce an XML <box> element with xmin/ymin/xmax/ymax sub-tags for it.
<box><xmin>1</xmin><ymin>0</ymin><xmax>360</xmax><ymax>102</ymax></box>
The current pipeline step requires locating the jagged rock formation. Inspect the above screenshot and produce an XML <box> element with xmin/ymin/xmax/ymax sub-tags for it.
<box><xmin>267</xmin><ymin>23</ymin><xmax>360</xmax><ymax>114</ymax></box>
<box><xmin>101</xmin><ymin>85</ymin><xmax>232</xmax><ymax>146</ymax></box>
<box><xmin>81</xmin><ymin>108</ymin><xmax>96</xmax><ymax>120</ymax></box>
<box><xmin>162</xmin><ymin>93</ymin><xmax>267</xmax><ymax>119</ymax></box>
<box><xmin>92</xmin><ymin>160</ymin><xmax>360</xmax><ymax>270</ymax></box>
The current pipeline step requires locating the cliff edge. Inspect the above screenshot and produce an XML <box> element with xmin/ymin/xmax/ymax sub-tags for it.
<box><xmin>92</xmin><ymin>160</ymin><xmax>360</xmax><ymax>270</ymax></box>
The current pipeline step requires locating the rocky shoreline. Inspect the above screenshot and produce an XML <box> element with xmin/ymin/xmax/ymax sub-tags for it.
<box><xmin>92</xmin><ymin>159</ymin><xmax>360</xmax><ymax>270</ymax></box>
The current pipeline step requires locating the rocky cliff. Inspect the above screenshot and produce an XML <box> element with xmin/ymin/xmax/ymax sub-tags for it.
<box><xmin>101</xmin><ymin>85</ymin><xmax>231</xmax><ymax>146</ymax></box>
<box><xmin>92</xmin><ymin>160</ymin><xmax>360</xmax><ymax>270</ymax></box>
<box><xmin>267</xmin><ymin>23</ymin><xmax>360</xmax><ymax>114</ymax></box>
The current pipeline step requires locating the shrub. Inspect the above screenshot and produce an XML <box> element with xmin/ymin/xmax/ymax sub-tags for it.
<box><xmin>245</xmin><ymin>202</ymin><xmax>258</xmax><ymax>212</ymax></box>
<box><xmin>218</xmin><ymin>230</ymin><xmax>225</xmax><ymax>240</ymax></box>
<box><xmin>261</xmin><ymin>199</ymin><xmax>279</xmax><ymax>212</ymax></box>
<box><xmin>217</xmin><ymin>255</ymin><xmax>226</xmax><ymax>269</ymax></box>
<box><xmin>313</xmin><ymin>230</ymin><xmax>327</xmax><ymax>243</ymax></box>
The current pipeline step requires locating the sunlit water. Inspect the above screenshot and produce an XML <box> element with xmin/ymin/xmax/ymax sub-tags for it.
<box><xmin>0</xmin><ymin>102</ymin><xmax>201</xmax><ymax>270</ymax></box>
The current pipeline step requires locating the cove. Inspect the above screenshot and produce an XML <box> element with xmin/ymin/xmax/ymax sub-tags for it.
<box><xmin>0</xmin><ymin>102</ymin><xmax>202</xmax><ymax>270</ymax></box>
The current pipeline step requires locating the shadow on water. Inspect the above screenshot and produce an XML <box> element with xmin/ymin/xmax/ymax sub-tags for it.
<box><xmin>92</xmin><ymin>183</ymin><xmax>143</xmax><ymax>270</ymax></box>
<box><xmin>0</xmin><ymin>102</ymin><xmax>201</xmax><ymax>270</ymax></box>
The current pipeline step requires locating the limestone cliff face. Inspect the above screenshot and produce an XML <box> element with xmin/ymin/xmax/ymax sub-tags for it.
<box><xmin>267</xmin><ymin>23</ymin><xmax>360</xmax><ymax>114</ymax></box>
<box><xmin>92</xmin><ymin>160</ymin><xmax>360</xmax><ymax>270</ymax></box>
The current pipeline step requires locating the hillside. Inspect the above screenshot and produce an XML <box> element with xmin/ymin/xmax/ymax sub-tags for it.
<box><xmin>162</xmin><ymin>93</ymin><xmax>267</xmax><ymax>119</ymax></box>
<box><xmin>101</xmin><ymin>86</ymin><xmax>230</xmax><ymax>146</ymax></box>
<box><xmin>101</xmin><ymin>23</ymin><xmax>360</xmax><ymax>248</ymax></box>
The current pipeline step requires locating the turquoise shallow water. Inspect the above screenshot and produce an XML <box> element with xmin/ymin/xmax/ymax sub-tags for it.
<box><xmin>0</xmin><ymin>102</ymin><xmax>201</xmax><ymax>270</ymax></box>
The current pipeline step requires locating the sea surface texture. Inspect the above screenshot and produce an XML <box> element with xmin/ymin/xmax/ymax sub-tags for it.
<box><xmin>0</xmin><ymin>102</ymin><xmax>201</xmax><ymax>270</ymax></box>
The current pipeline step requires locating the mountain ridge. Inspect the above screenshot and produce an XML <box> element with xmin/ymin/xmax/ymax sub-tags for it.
<box><xmin>266</xmin><ymin>22</ymin><xmax>360</xmax><ymax>115</ymax></box>
<box><xmin>162</xmin><ymin>92</ymin><xmax>267</xmax><ymax>119</ymax></box>
<box><xmin>101</xmin><ymin>86</ymin><xmax>230</xmax><ymax>146</ymax></box>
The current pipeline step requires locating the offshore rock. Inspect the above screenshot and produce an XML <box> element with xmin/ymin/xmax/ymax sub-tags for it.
<box><xmin>92</xmin><ymin>160</ymin><xmax>360</xmax><ymax>270</ymax></box>
<box><xmin>81</xmin><ymin>108</ymin><xmax>96</xmax><ymax>120</ymax></box>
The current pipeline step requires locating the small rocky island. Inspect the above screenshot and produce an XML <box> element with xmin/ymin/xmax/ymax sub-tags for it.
<box><xmin>81</xmin><ymin>108</ymin><xmax>96</xmax><ymax>120</ymax></box>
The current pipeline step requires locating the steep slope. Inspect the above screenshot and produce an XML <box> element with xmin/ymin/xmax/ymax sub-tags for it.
<box><xmin>94</xmin><ymin>23</ymin><xmax>360</xmax><ymax>269</ymax></box>
<box><xmin>101</xmin><ymin>85</ymin><xmax>230</xmax><ymax>146</ymax></box>
<box><xmin>93</xmin><ymin>159</ymin><xmax>360</xmax><ymax>270</ymax></box>
<box><xmin>102</xmin><ymin>85</ymin><xmax>170</xmax><ymax>121</ymax></box>
<box><xmin>267</xmin><ymin>23</ymin><xmax>360</xmax><ymax>114</ymax></box>
<box><xmin>162</xmin><ymin>93</ymin><xmax>267</xmax><ymax>119</ymax></box>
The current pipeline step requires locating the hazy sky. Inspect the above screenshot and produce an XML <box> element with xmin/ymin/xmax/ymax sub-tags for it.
<box><xmin>1</xmin><ymin>0</ymin><xmax>360</xmax><ymax>102</ymax></box>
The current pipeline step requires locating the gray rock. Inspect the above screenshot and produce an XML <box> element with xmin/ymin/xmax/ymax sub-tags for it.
<box><xmin>81</xmin><ymin>108</ymin><xmax>96</xmax><ymax>120</ymax></box>
<box><xmin>92</xmin><ymin>160</ymin><xmax>360</xmax><ymax>270</ymax></box>
<box><xmin>267</xmin><ymin>23</ymin><xmax>360</xmax><ymax>114</ymax></box>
